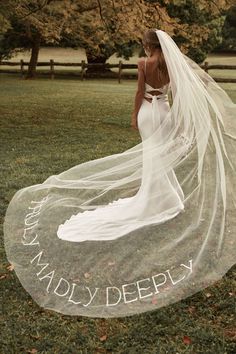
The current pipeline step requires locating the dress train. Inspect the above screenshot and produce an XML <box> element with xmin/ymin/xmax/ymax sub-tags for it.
<box><xmin>57</xmin><ymin>84</ymin><xmax>185</xmax><ymax>242</ymax></box>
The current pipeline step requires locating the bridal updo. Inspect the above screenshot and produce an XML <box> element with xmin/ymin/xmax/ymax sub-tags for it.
<box><xmin>142</xmin><ymin>29</ymin><xmax>161</xmax><ymax>50</ymax></box>
<box><xmin>142</xmin><ymin>28</ymin><xmax>170</xmax><ymax>86</ymax></box>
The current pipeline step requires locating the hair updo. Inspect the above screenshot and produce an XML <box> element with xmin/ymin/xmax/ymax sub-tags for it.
<box><xmin>142</xmin><ymin>29</ymin><xmax>161</xmax><ymax>50</ymax></box>
<box><xmin>142</xmin><ymin>28</ymin><xmax>169</xmax><ymax>86</ymax></box>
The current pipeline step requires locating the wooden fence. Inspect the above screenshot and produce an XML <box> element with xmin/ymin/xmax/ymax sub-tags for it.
<box><xmin>0</xmin><ymin>59</ymin><xmax>236</xmax><ymax>83</ymax></box>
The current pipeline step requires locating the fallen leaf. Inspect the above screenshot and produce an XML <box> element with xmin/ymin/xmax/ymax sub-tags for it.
<box><xmin>27</xmin><ymin>349</ymin><xmax>38</xmax><ymax>354</ymax></box>
<box><xmin>73</xmin><ymin>277</ymin><xmax>80</xmax><ymax>282</ymax></box>
<box><xmin>99</xmin><ymin>335</ymin><xmax>107</xmax><ymax>342</ymax></box>
<box><xmin>151</xmin><ymin>297</ymin><xmax>158</xmax><ymax>304</ymax></box>
<box><xmin>205</xmin><ymin>292</ymin><xmax>212</xmax><ymax>298</ymax></box>
<box><xmin>187</xmin><ymin>306</ymin><xmax>196</xmax><ymax>314</ymax></box>
<box><xmin>224</xmin><ymin>329</ymin><xmax>236</xmax><ymax>339</ymax></box>
<box><xmin>0</xmin><ymin>274</ymin><xmax>7</xmax><ymax>280</ymax></box>
<box><xmin>84</xmin><ymin>272</ymin><xmax>90</xmax><ymax>279</ymax></box>
<box><xmin>108</xmin><ymin>261</ymin><xmax>115</xmax><ymax>266</ymax></box>
<box><xmin>163</xmin><ymin>285</ymin><xmax>171</xmax><ymax>292</ymax></box>
<box><xmin>7</xmin><ymin>264</ymin><xmax>14</xmax><ymax>271</ymax></box>
<box><xmin>183</xmin><ymin>335</ymin><xmax>192</xmax><ymax>345</ymax></box>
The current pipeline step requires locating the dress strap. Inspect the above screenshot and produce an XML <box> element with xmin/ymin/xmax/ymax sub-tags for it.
<box><xmin>144</xmin><ymin>57</ymin><xmax>147</xmax><ymax>75</ymax></box>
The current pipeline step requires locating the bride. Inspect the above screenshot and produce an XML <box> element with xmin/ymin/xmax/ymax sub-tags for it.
<box><xmin>56</xmin><ymin>29</ymin><xmax>185</xmax><ymax>242</ymax></box>
<box><xmin>3</xmin><ymin>29</ymin><xmax>236</xmax><ymax>318</ymax></box>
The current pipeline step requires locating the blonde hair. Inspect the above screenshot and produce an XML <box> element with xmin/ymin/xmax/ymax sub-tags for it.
<box><xmin>142</xmin><ymin>29</ymin><xmax>170</xmax><ymax>85</ymax></box>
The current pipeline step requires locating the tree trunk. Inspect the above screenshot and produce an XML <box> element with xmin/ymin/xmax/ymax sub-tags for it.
<box><xmin>26</xmin><ymin>35</ymin><xmax>41</xmax><ymax>79</ymax></box>
<box><xmin>86</xmin><ymin>51</ymin><xmax>111</xmax><ymax>73</ymax></box>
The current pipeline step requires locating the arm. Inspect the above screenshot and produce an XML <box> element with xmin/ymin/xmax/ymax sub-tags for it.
<box><xmin>131</xmin><ymin>59</ymin><xmax>145</xmax><ymax>128</ymax></box>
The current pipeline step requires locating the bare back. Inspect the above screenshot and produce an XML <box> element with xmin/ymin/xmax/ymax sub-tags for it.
<box><xmin>144</xmin><ymin>56</ymin><xmax>170</xmax><ymax>92</ymax></box>
<box><xmin>142</xmin><ymin>56</ymin><xmax>170</xmax><ymax>102</ymax></box>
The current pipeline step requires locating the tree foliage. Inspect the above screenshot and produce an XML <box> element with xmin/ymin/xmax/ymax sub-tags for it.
<box><xmin>0</xmin><ymin>0</ymin><xmax>234</xmax><ymax>78</ymax></box>
<box><xmin>60</xmin><ymin>0</ymin><xmax>177</xmax><ymax>69</ymax></box>
<box><xmin>215</xmin><ymin>5</ymin><xmax>236</xmax><ymax>52</ymax></box>
<box><xmin>163</xmin><ymin>0</ymin><xmax>234</xmax><ymax>62</ymax></box>
<box><xmin>0</xmin><ymin>0</ymin><xmax>75</xmax><ymax>76</ymax></box>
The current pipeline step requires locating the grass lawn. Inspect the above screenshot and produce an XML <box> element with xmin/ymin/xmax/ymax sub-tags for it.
<box><xmin>0</xmin><ymin>74</ymin><xmax>236</xmax><ymax>353</ymax></box>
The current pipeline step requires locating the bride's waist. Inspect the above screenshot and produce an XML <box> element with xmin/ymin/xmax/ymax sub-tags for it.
<box><xmin>144</xmin><ymin>93</ymin><xmax>168</xmax><ymax>102</ymax></box>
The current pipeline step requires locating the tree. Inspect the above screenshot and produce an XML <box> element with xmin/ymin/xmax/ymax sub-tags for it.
<box><xmin>0</xmin><ymin>0</ymin><xmax>84</xmax><ymax>77</ymax></box>
<box><xmin>60</xmin><ymin>0</ymin><xmax>178</xmax><ymax>72</ymax></box>
<box><xmin>215</xmin><ymin>5</ymin><xmax>236</xmax><ymax>52</ymax></box>
<box><xmin>61</xmin><ymin>0</ymin><xmax>235</xmax><ymax>70</ymax></box>
<box><xmin>161</xmin><ymin>0</ymin><xmax>235</xmax><ymax>62</ymax></box>
<box><xmin>0</xmin><ymin>0</ymin><xmax>234</xmax><ymax>78</ymax></box>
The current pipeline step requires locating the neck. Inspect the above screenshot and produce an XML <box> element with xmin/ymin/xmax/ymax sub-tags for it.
<box><xmin>150</xmin><ymin>48</ymin><xmax>161</xmax><ymax>57</ymax></box>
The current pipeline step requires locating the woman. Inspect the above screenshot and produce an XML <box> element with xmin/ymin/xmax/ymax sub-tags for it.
<box><xmin>56</xmin><ymin>30</ymin><xmax>185</xmax><ymax>241</ymax></box>
<box><xmin>131</xmin><ymin>29</ymin><xmax>170</xmax><ymax>131</ymax></box>
<box><xmin>3</xmin><ymin>29</ymin><xmax>236</xmax><ymax>318</ymax></box>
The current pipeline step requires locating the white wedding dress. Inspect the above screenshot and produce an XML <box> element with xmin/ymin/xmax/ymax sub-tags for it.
<box><xmin>57</xmin><ymin>59</ymin><xmax>185</xmax><ymax>242</ymax></box>
<box><xmin>4</xmin><ymin>29</ymin><xmax>236</xmax><ymax>318</ymax></box>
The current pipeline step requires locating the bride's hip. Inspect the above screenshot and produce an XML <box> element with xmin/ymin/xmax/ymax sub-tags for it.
<box><xmin>138</xmin><ymin>98</ymin><xmax>170</xmax><ymax>118</ymax></box>
<box><xmin>137</xmin><ymin>98</ymin><xmax>171</xmax><ymax>137</ymax></box>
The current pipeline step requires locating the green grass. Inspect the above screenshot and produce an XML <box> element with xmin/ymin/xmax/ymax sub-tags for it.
<box><xmin>1</xmin><ymin>74</ymin><xmax>236</xmax><ymax>353</ymax></box>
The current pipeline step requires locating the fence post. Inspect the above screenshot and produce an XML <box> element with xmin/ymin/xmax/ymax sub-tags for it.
<box><xmin>81</xmin><ymin>60</ymin><xmax>86</xmax><ymax>80</ymax></box>
<box><xmin>20</xmin><ymin>59</ymin><xmax>24</xmax><ymax>78</ymax></box>
<box><xmin>203</xmin><ymin>61</ymin><xmax>209</xmax><ymax>73</ymax></box>
<box><xmin>50</xmin><ymin>59</ymin><xmax>54</xmax><ymax>79</ymax></box>
<box><xmin>118</xmin><ymin>60</ymin><xmax>122</xmax><ymax>83</ymax></box>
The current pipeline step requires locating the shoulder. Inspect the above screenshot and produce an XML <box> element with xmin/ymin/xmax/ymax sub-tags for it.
<box><xmin>137</xmin><ymin>57</ymin><xmax>146</xmax><ymax>70</ymax></box>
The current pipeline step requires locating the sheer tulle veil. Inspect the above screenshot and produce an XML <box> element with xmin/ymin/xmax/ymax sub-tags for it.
<box><xmin>3</xmin><ymin>29</ymin><xmax>236</xmax><ymax>318</ymax></box>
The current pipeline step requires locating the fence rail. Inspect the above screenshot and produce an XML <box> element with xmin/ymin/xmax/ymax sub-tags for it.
<box><xmin>0</xmin><ymin>59</ymin><xmax>236</xmax><ymax>83</ymax></box>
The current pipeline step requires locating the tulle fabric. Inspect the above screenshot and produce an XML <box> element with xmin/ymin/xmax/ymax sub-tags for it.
<box><xmin>3</xmin><ymin>29</ymin><xmax>236</xmax><ymax>318</ymax></box>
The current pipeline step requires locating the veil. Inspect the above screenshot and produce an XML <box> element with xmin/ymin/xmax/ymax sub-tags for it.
<box><xmin>3</xmin><ymin>29</ymin><xmax>236</xmax><ymax>318</ymax></box>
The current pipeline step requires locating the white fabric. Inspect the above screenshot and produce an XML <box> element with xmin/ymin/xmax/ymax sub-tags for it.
<box><xmin>57</xmin><ymin>82</ymin><xmax>185</xmax><ymax>242</ymax></box>
<box><xmin>3</xmin><ymin>29</ymin><xmax>236</xmax><ymax>318</ymax></box>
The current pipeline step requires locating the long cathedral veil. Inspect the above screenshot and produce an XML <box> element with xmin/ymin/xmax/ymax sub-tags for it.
<box><xmin>3</xmin><ymin>29</ymin><xmax>236</xmax><ymax>318</ymax></box>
